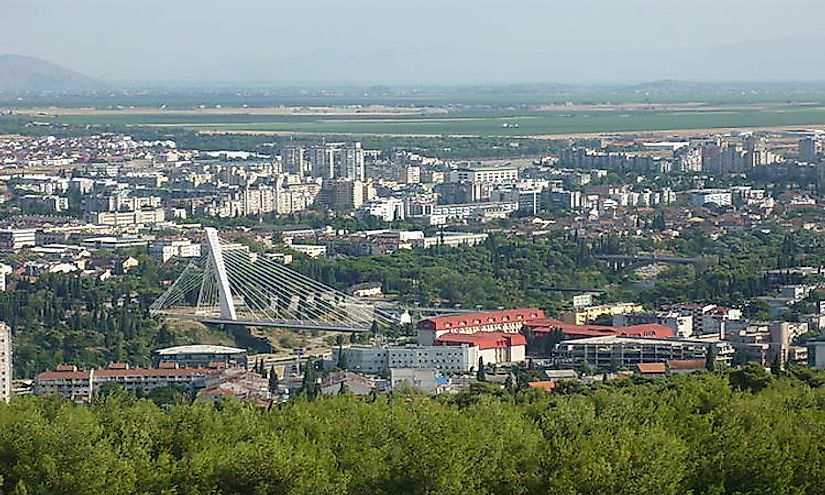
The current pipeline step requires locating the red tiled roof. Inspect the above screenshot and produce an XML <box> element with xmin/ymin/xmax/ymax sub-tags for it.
<box><xmin>635</xmin><ymin>363</ymin><xmax>667</xmax><ymax>374</ymax></box>
<box><xmin>525</xmin><ymin>318</ymin><xmax>674</xmax><ymax>339</ymax></box>
<box><xmin>667</xmin><ymin>359</ymin><xmax>706</xmax><ymax>370</ymax></box>
<box><xmin>434</xmin><ymin>332</ymin><xmax>527</xmax><ymax>350</ymax></box>
<box><xmin>38</xmin><ymin>368</ymin><xmax>209</xmax><ymax>381</ymax></box>
<box><xmin>528</xmin><ymin>380</ymin><xmax>556</xmax><ymax>391</ymax></box>
<box><xmin>417</xmin><ymin>308</ymin><xmax>545</xmax><ymax>331</ymax></box>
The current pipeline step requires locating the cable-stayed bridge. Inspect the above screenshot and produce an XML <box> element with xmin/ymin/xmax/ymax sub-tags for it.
<box><xmin>150</xmin><ymin>228</ymin><xmax>399</xmax><ymax>333</ymax></box>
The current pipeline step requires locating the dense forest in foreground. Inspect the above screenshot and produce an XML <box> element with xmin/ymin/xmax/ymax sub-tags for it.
<box><xmin>2</xmin><ymin>367</ymin><xmax>825</xmax><ymax>494</ymax></box>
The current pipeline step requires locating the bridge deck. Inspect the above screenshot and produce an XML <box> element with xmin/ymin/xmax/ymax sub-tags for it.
<box><xmin>158</xmin><ymin>313</ymin><xmax>372</xmax><ymax>333</ymax></box>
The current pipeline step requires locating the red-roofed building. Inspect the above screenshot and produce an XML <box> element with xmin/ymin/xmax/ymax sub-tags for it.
<box><xmin>417</xmin><ymin>308</ymin><xmax>545</xmax><ymax>345</ymax></box>
<box><xmin>35</xmin><ymin>366</ymin><xmax>211</xmax><ymax>402</ymax></box>
<box><xmin>635</xmin><ymin>362</ymin><xmax>667</xmax><ymax>375</ymax></box>
<box><xmin>434</xmin><ymin>332</ymin><xmax>527</xmax><ymax>364</ymax></box>
<box><xmin>528</xmin><ymin>380</ymin><xmax>556</xmax><ymax>392</ymax></box>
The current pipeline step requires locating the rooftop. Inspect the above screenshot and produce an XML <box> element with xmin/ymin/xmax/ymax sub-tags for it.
<box><xmin>154</xmin><ymin>345</ymin><xmax>247</xmax><ymax>356</ymax></box>
<box><xmin>417</xmin><ymin>308</ymin><xmax>545</xmax><ymax>331</ymax></box>
<box><xmin>434</xmin><ymin>332</ymin><xmax>527</xmax><ymax>350</ymax></box>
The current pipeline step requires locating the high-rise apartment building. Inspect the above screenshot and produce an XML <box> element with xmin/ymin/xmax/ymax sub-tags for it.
<box><xmin>281</xmin><ymin>145</ymin><xmax>307</xmax><ymax>177</ymax></box>
<box><xmin>336</xmin><ymin>142</ymin><xmax>366</xmax><ymax>181</ymax></box>
<box><xmin>799</xmin><ymin>137</ymin><xmax>820</xmax><ymax>163</ymax></box>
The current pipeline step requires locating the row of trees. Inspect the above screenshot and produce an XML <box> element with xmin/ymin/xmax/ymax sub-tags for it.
<box><xmin>2</xmin><ymin>256</ymin><xmax>187</xmax><ymax>377</ymax></box>
<box><xmin>1</xmin><ymin>368</ymin><xmax>825</xmax><ymax>494</ymax></box>
<box><xmin>291</xmin><ymin>233</ymin><xmax>609</xmax><ymax>312</ymax></box>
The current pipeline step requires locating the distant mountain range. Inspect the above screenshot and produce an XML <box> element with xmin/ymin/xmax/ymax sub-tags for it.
<box><xmin>5</xmin><ymin>44</ymin><xmax>825</xmax><ymax>99</ymax></box>
<box><xmin>0</xmin><ymin>54</ymin><xmax>105</xmax><ymax>94</ymax></box>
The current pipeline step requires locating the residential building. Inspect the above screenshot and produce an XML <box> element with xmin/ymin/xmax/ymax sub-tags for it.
<box><xmin>799</xmin><ymin>137</ymin><xmax>820</xmax><ymax>163</ymax></box>
<box><xmin>691</xmin><ymin>189</ymin><xmax>733</xmax><ymax>207</ymax></box>
<box><xmin>80</xmin><ymin>236</ymin><xmax>149</xmax><ymax>250</ymax></box>
<box><xmin>413</xmin><ymin>232</ymin><xmax>489</xmax><ymax>249</ymax></box>
<box><xmin>332</xmin><ymin>344</ymin><xmax>479</xmax><ymax>374</ymax></box>
<box><xmin>35</xmin><ymin>365</ymin><xmax>211</xmax><ymax>402</ymax></box>
<box><xmin>198</xmin><ymin>368</ymin><xmax>270</xmax><ymax>402</ymax></box>
<box><xmin>152</xmin><ymin>345</ymin><xmax>248</xmax><ymax>368</ymax></box>
<box><xmin>281</xmin><ymin>145</ymin><xmax>307</xmax><ymax>177</ymax></box>
<box><xmin>149</xmin><ymin>239</ymin><xmax>202</xmax><ymax>262</ymax></box>
<box><xmin>88</xmin><ymin>208</ymin><xmax>166</xmax><ymax>226</ymax></box>
<box><xmin>319</xmin><ymin>179</ymin><xmax>375</xmax><ymax>210</ymax></box>
<box><xmin>451</xmin><ymin>166</ymin><xmax>518</xmax><ymax>184</ymax></box>
<box><xmin>0</xmin><ymin>228</ymin><xmax>37</xmax><ymax>250</ymax></box>
<box><xmin>561</xmin><ymin>302</ymin><xmax>644</xmax><ymax>326</ymax></box>
<box><xmin>357</xmin><ymin>197</ymin><xmax>405</xmax><ymax>222</ymax></box>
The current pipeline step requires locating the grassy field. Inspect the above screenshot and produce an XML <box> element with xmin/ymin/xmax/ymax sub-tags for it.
<box><xmin>18</xmin><ymin>103</ymin><xmax>825</xmax><ymax>137</ymax></box>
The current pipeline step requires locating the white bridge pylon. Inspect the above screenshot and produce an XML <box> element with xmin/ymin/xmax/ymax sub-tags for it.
<box><xmin>150</xmin><ymin>228</ymin><xmax>398</xmax><ymax>332</ymax></box>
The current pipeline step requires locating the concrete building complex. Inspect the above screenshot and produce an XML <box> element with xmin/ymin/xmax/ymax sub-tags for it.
<box><xmin>333</xmin><ymin>344</ymin><xmax>480</xmax><ymax>374</ymax></box>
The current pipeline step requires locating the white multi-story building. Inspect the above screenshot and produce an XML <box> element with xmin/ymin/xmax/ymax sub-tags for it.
<box><xmin>357</xmin><ymin>198</ymin><xmax>406</xmax><ymax>222</ymax></box>
<box><xmin>35</xmin><ymin>365</ymin><xmax>210</xmax><ymax>402</ymax></box>
<box><xmin>691</xmin><ymin>189</ymin><xmax>733</xmax><ymax>207</ymax></box>
<box><xmin>451</xmin><ymin>166</ymin><xmax>519</xmax><ymax>184</ymax></box>
<box><xmin>88</xmin><ymin>209</ymin><xmax>166</xmax><ymax>226</ymax></box>
<box><xmin>333</xmin><ymin>344</ymin><xmax>479</xmax><ymax>374</ymax></box>
<box><xmin>0</xmin><ymin>228</ymin><xmax>37</xmax><ymax>250</ymax></box>
<box><xmin>0</xmin><ymin>322</ymin><xmax>10</xmax><ymax>403</ymax></box>
<box><xmin>149</xmin><ymin>240</ymin><xmax>202</xmax><ymax>262</ymax></box>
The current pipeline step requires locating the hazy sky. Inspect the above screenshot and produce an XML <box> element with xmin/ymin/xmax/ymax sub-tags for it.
<box><xmin>3</xmin><ymin>0</ymin><xmax>825</xmax><ymax>85</ymax></box>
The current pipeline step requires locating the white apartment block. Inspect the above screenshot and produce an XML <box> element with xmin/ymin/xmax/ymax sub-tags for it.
<box><xmin>333</xmin><ymin>344</ymin><xmax>479</xmax><ymax>374</ymax></box>
<box><xmin>88</xmin><ymin>209</ymin><xmax>166</xmax><ymax>226</ymax></box>
<box><xmin>0</xmin><ymin>229</ymin><xmax>37</xmax><ymax>250</ymax></box>
<box><xmin>357</xmin><ymin>198</ymin><xmax>406</xmax><ymax>222</ymax></box>
<box><xmin>149</xmin><ymin>239</ymin><xmax>202</xmax><ymax>262</ymax></box>
<box><xmin>451</xmin><ymin>167</ymin><xmax>519</xmax><ymax>184</ymax></box>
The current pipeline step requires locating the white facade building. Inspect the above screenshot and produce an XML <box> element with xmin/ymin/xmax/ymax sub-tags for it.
<box><xmin>149</xmin><ymin>240</ymin><xmax>203</xmax><ymax>262</ymax></box>
<box><xmin>357</xmin><ymin>198</ymin><xmax>406</xmax><ymax>222</ymax></box>
<box><xmin>333</xmin><ymin>344</ymin><xmax>479</xmax><ymax>374</ymax></box>
<box><xmin>451</xmin><ymin>167</ymin><xmax>519</xmax><ymax>184</ymax></box>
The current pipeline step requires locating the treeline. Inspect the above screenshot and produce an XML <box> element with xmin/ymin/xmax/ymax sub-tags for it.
<box><xmin>291</xmin><ymin>234</ymin><xmax>608</xmax><ymax>310</ymax></box>
<box><xmin>1</xmin><ymin>259</ymin><xmax>179</xmax><ymax>377</ymax></box>
<box><xmin>2</xmin><ymin>368</ymin><xmax>825</xmax><ymax>494</ymax></box>
<box><xmin>642</xmin><ymin>230</ymin><xmax>825</xmax><ymax>307</ymax></box>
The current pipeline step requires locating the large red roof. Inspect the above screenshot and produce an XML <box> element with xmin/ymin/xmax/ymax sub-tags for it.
<box><xmin>417</xmin><ymin>308</ymin><xmax>545</xmax><ymax>331</ymax></box>
<box><xmin>524</xmin><ymin>318</ymin><xmax>674</xmax><ymax>339</ymax></box>
<box><xmin>434</xmin><ymin>332</ymin><xmax>527</xmax><ymax>350</ymax></box>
